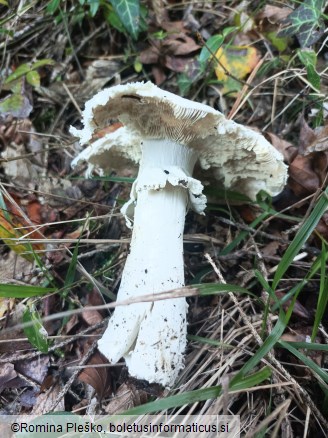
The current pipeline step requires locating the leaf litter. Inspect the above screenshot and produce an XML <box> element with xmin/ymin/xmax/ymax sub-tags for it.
<box><xmin>0</xmin><ymin>1</ymin><xmax>327</xmax><ymax>435</ymax></box>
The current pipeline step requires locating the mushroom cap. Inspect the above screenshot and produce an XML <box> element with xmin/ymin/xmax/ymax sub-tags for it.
<box><xmin>70</xmin><ymin>81</ymin><xmax>288</xmax><ymax>200</ymax></box>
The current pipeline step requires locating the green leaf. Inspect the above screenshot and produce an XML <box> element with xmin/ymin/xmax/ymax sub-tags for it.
<box><xmin>278</xmin><ymin>0</ymin><xmax>325</xmax><ymax>47</ymax></box>
<box><xmin>87</xmin><ymin>0</ymin><xmax>100</xmax><ymax>16</ymax></box>
<box><xmin>46</xmin><ymin>0</ymin><xmax>61</xmax><ymax>14</ymax></box>
<box><xmin>0</xmin><ymin>284</ymin><xmax>55</xmax><ymax>298</ymax></box>
<box><xmin>4</xmin><ymin>59</ymin><xmax>54</xmax><ymax>84</ymax></box>
<box><xmin>4</xmin><ymin>64</ymin><xmax>30</xmax><ymax>84</ymax></box>
<box><xmin>23</xmin><ymin>305</ymin><xmax>49</xmax><ymax>353</ymax></box>
<box><xmin>31</xmin><ymin>58</ymin><xmax>55</xmax><ymax>69</ymax></box>
<box><xmin>199</xmin><ymin>34</ymin><xmax>224</xmax><ymax>66</ymax></box>
<box><xmin>106</xmin><ymin>9</ymin><xmax>126</xmax><ymax>33</ymax></box>
<box><xmin>272</xmin><ymin>187</ymin><xmax>328</xmax><ymax>290</ymax></box>
<box><xmin>265</xmin><ymin>31</ymin><xmax>288</xmax><ymax>52</ymax></box>
<box><xmin>64</xmin><ymin>239</ymin><xmax>80</xmax><ymax>291</ymax></box>
<box><xmin>26</xmin><ymin>70</ymin><xmax>40</xmax><ymax>87</ymax></box>
<box><xmin>177</xmin><ymin>73</ymin><xmax>192</xmax><ymax>97</ymax></box>
<box><xmin>109</xmin><ymin>0</ymin><xmax>140</xmax><ymax>40</ymax></box>
<box><xmin>297</xmin><ymin>49</ymin><xmax>320</xmax><ymax>89</ymax></box>
<box><xmin>0</xmin><ymin>94</ymin><xmax>32</xmax><ymax>118</ymax></box>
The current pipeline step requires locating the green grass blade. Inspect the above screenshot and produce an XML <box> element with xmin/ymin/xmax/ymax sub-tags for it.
<box><xmin>219</xmin><ymin>212</ymin><xmax>269</xmax><ymax>256</ymax></box>
<box><xmin>0</xmin><ymin>283</ymin><xmax>55</xmax><ymax>298</ymax></box>
<box><xmin>279</xmin><ymin>340</ymin><xmax>328</xmax><ymax>385</ymax></box>
<box><xmin>312</xmin><ymin>243</ymin><xmax>328</xmax><ymax>341</ymax></box>
<box><xmin>64</xmin><ymin>238</ymin><xmax>80</xmax><ymax>292</ymax></box>
<box><xmin>277</xmin><ymin>341</ymin><xmax>328</xmax><ymax>351</ymax></box>
<box><xmin>123</xmin><ymin>368</ymin><xmax>270</xmax><ymax>415</ymax></box>
<box><xmin>196</xmin><ymin>283</ymin><xmax>256</xmax><ymax>298</ymax></box>
<box><xmin>232</xmin><ymin>309</ymin><xmax>287</xmax><ymax>379</ymax></box>
<box><xmin>272</xmin><ymin>188</ymin><xmax>328</xmax><ymax>290</ymax></box>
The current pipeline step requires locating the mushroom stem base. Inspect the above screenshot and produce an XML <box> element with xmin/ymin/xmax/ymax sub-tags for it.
<box><xmin>98</xmin><ymin>140</ymin><xmax>199</xmax><ymax>387</ymax></box>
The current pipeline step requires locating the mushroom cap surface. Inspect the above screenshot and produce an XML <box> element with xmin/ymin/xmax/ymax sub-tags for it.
<box><xmin>71</xmin><ymin>81</ymin><xmax>288</xmax><ymax>200</ymax></box>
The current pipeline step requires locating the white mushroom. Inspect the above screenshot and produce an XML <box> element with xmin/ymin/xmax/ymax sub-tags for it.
<box><xmin>71</xmin><ymin>81</ymin><xmax>288</xmax><ymax>387</ymax></box>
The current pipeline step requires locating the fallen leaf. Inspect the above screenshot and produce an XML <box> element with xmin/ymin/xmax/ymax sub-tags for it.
<box><xmin>164</xmin><ymin>33</ymin><xmax>200</xmax><ymax>56</ymax></box>
<box><xmin>0</xmin><ymin>363</ymin><xmax>17</xmax><ymax>389</ymax></box>
<box><xmin>278</xmin><ymin>0</ymin><xmax>326</xmax><ymax>48</ymax></box>
<box><xmin>81</xmin><ymin>306</ymin><xmax>103</xmax><ymax>326</ymax></box>
<box><xmin>0</xmin><ymin>94</ymin><xmax>33</xmax><ymax>120</ymax></box>
<box><xmin>299</xmin><ymin>119</ymin><xmax>328</xmax><ymax>155</ymax></box>
<box><xmin>0</xmin><ymin>198</ymin><xmax>45</xmax><ymax>262</ymax></box>
<box><xmin>288</xmin><ymin>155</ymin><xmax>320</xmax><ymax>196</ymax></box>
<box><xmin>78</xmin><ymin>351</ymin><xmax>112</xmax><ymax>399</ymax></box>
<box><xmin>262</xmin><ymin>241</ymin><xmax>280</xmax><ymax>257</ymax></box>
<box><xmin>105</xmin><ymin>383</ymin><xmax>149</xmax><ymax>414</ymax></box>
<box><xmin>31</xmin><ymin>382</ymin><xmax>65</xmax><ymax>414</ymax></box>
<box><xmin>15</xmin><ymin>356</ymin><xmax>50</xmax><ymax>385</ymax></box>
<box><xmin>275</xmin><ymin>291</ymin><xmax>311</xmax><ymax>320</ymax></box>
<box><xmin>264</xmin><ymin>132</ymin><xmax>297</xmax><ymax>163</ymax></box>
<box><xmin>257</xmin><ymin>5</ymin><xmax>292</xmax><ymax>24</ymax></box>
<box><xmin>214</xmin><ymin>45</ymin><xmax>260</xmax><ymax>95</ymax></box>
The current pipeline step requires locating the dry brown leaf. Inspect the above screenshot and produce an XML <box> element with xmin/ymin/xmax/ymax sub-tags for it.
<box><xmin>164</xmin><ymin>56</ymin><xmax>191</xmax><ymax>72</ymax></box>
<box><xmin>31</xmin><ymin>382</ymin><xmax>65</xmax><ymax>414</ymax></box>
<box><xmin>288</xmin><ymin>155</ymin><xmax>320</xmax><ymax>196</ymax></box>
<box><xmin>78</xmin><ymin>351</ymin><xmax>112</xmax><ymax>399</ymax></box>
<box><xmin>257</xmin><ymin>5</ymin><xmax>292</xmax><ymax>24</ymax></box>
<box><xmin>164</xmin><ymin>33</ymin><xmax>200</xmax><ymax>56</ymax></box>
<box><xmin>275</xmin><ymin>291</ymin><xmax>311</xmax><ymax>320</ymax></box>
<box><xmin>0</xmin><ymin>363</ymin><xmax>17</xmax><ymax>389</ymax></box>
<box><xmin>265</xmin><ymin>132</ymin><xmax>297</xmax><ymax>164</ymax></box>
<box><xmin>81</xmin><ymin>307</ymin><xmax>103</xmax><ymax>326</ymax></box>
<box><xmin>15</xmin><ymin>356</ymin><xmax>50</xmax><ymax>385</ymax></box>
<box><xmin>262</xmin><ymin>241</ymin><xmax>280</xmax><ymax>257</ymax></box>
<box><xmin>105</xmin><ymin>382</ymin><xmax>148</xmax><ymax>414</ymax></box>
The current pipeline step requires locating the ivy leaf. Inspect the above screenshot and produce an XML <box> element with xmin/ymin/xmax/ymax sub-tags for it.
<box><xmin>278</xmin><ymin>0</ymin><xmax>325</xmax><ymax>48</ymax></box>
<box><xmin>297</xmin><ymin>49</ymin><xmax>321</xmax><ymax>90</ymax></box>
<box><xmin>109</xmin><ymin>0</ymin><xmax>140</xmax><ymax>40</ymax></box>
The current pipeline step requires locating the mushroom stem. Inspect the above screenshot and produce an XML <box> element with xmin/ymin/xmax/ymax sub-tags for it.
<box><xmin>98</xmin><ymin>139</ymin><xmax>199</xmax><ymax>387</ymax></box>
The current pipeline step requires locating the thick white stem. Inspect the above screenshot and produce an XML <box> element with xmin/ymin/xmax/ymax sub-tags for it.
<box><xmin>98</xmin><ymin>140</ymin><xmax>199</xmax><ymax>387</ymax></box>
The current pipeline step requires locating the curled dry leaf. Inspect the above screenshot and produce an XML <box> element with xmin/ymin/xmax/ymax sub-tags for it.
<box><xmin>275</xmin><ymin>291</ymin><xmax>311</xmax><ymax>321</ymax></box>
<box><xmin>78</xmin><ymin>351</ymin><xmax>112</xmax><ymax>399</ymax></box>
<box><xmin>139</xmin><ymin>21</ymin><xmax>200</xmax><ymax>83</ymax></box>
<box><xmin>257</xmin><ymin>5</ymin><xmax>292</xmax><ymax>24</ymax></box>
<box><xmin>300</xmin><ymin>119</ymin><xmax>328</xmax><ymax>156</ymax></box>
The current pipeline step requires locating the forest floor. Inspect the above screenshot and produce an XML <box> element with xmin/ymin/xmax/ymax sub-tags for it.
<box><xmin>0</xmin><ymin>1</ymin><xmax>328</xmax><ymax>436</ymax></box>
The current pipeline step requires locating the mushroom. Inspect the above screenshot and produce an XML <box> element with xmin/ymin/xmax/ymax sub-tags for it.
<box><xmin>71</xmin><ymin>81</ymin><xmax>288</xmax><ymax>387</ymax></box>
